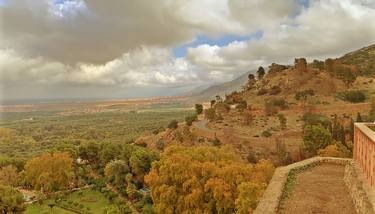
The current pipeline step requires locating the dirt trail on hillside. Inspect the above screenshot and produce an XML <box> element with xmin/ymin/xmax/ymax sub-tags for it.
<box><xmin>280</xmin><ymin>164</ymin><xmax>356</xmax><ymax>214</ymax></box>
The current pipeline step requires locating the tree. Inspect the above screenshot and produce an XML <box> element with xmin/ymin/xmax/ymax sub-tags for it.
<box><xmin>167</xmin><ymin>120</ymin><xmax>178</xmax><ymax>129</ymax></box>
<box><xmin>79</xmin><ymin>141</ymin><xmax>101</xmax><ymax>168</ymax></box>
<box><xmin>0</xmin><ymin>185</ymin><xmax>25</xmax><ymax>213</ymax></box>
<box><xmin>24</xmin><ymin>152</ymin><xmax>74</xmax><ymax>192</ymax></box>
<box><xmin>257</xmin><ymin>66</ymin><xmax>265</xmax><ymax>80</ymax></box>
<box><xmin>195</xmin><ymin>104</ymin><xmax>204</xmax><ymax>115</ymax></box>
<box><xmin>129</xmin><ymin>148</ymin><xmax>158</xmax><ymax>181</ymax></box>
<box><xmin>356</xmin><ymin>112</ymin><xmax>363</xmax><ymax>122</ymax></box>
<box><xmin>104</xmin><ymin>160</ymin><xmax>130</xmax><ymax>189</ymax></box>
<box><xmin>185</xmin><ymin>114</ymin><xmax>198</xmax><ymax>126</ymax></box>
<box><xmin>303</xmin><ymin>125</ymin><xmax>333</xmax><ymax>155</ymax></box>
<box><xmin>126</xmin><ymin>173</ymin><xmax>140</xmax><ymax>200</ymax></box>
<box><xmin>248</xmin><ymin>74</ymin><xmax>255</xmax><ymax>80</ymax></box>
<box><xmin>210</xmin><ymin>100</ymin><xmax>216</xmax><ymax>108</ymax></box>
<box><xmin>277</xmin><ymin>113</ymin><xmax>287</xmax><ymax>130</ymax></box>
<box><xmin>0</xmin><ymin>165</ymin><xmax>19</xmax><ymax>187</ymax></box>
<box><xmin>205</xmin><ymin>108</ymin><xmax>217</xmax><ymax>122</ymax></box>
<box><xmin>235</xmin><ymin>182</ymin><xmax>265</xmax><ymax>214</ymax></box>
<box><xmin>145</xmin><ymin>146</ymin><xmax>274</xmax><ymax>214</ymax></box>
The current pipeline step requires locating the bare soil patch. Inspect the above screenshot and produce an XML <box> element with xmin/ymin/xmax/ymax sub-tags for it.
<box><xmin>280</xmin><ymin>164</ymin><xmax>356</xmax><ymax>214</ymax></box>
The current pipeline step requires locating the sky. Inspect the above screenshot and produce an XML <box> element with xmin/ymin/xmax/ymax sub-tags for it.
<box><xmin>1</xmin><ymin>0</ymin><xmax>375</xmax><ymax>102</ymax></box>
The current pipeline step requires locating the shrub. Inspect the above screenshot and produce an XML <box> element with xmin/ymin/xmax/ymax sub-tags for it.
<box><xmin>236</xmin><ymin>100</ymin><xmax>247</xmax><ymax>111</ymax></box>
<box><xmin>261</xmin><ymin>130</ymin><xmax>272</xmax><ymax>138</ymax></box>
<box><xmin>318</xmin><ymin>143</ymin><xmax>350</xmax><ymax>158</ymax></box>
<box><xmin>167</xmin><ymin>120</ymin><xmax>178</xmax><ymax>129</ymax></box>
<box><xmin>338</xmin><ymin>90</ymin><xmax>366</xmax><ymax>103</ymax></box>
<box><xmin>271</xmin><ymin>98</ymin><xmax>288</xmax><ymax>109</ymax></box>
<box><xmin>295</xmin><ymin>89</ymin><xmax>315</xmax><ymax>101</ymax></box>
<box><xmin>302</xmin><ymin>113</ymin><xmax>331</xmax><ymax>130</ymax></box>
<box><xmin>303</xmin><ymin>125</ymin><xmax>333</xmax><ymax>155</ymax></box>
<box><xmin>277</xmin><ymin>113</ymin><xmax>287</xmax><ymax>130</ymax></box>
<box><xmin>269</xmin><ymin>86</ymin><xmax>282</xmax><ymax>95</ymax></box>
<box><xmin>185</xmin><ymin>114</ymin><xmax>198</xmax><ymax>126</ymax></box>
<box><xmin>264</xmin><ymin>98</ymin><xmax>287</xmax><ymax>116</ymax></box>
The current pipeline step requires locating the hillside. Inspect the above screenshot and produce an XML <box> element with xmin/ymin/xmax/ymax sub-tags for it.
<box><xmin>139</xmin><ymin>43</ymin><xmax>375</xmax><ymax>165</ymax></box>
<box><xmin>340</xmin><ymin>44</ymin><xmax>375</xmax><ymax>76</ymax></box>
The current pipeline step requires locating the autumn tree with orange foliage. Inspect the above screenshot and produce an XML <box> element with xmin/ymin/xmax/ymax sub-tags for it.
<box><xmin>145</xmin><ymin>146</ymin><xmax>274</xmax><ymax>214</ymax></box>
<box><xmin>24</xmin><ymin>152</ymin><xmax>74</xmax><ymax>192</ymax></box>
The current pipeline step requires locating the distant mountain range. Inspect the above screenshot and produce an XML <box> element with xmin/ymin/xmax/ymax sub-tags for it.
<box><xmin>186</xmin><ymin>70</ymin><xmax>254</xmax><ymax>103</ymax></box>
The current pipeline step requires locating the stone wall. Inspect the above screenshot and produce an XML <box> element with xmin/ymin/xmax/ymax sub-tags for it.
<box><xmin>254</xmin><ymin>157</ymin><xmax>375</xmax><ymax>214</ymax></box>
<box><xmin>344</xmin><ymin>162</ymin><xmax>375</xmax><ymax>214</ymax></box>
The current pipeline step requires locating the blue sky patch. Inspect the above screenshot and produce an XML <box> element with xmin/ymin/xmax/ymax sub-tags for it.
<box><xmin>0</xmin><ymin>0</ymin><xmax>7</xmax><ymax>6</ymax></box>
<box><xmin>172</xmin><ymin>31</ymin><xmax>263</xmax><ymax>58</ymax></box>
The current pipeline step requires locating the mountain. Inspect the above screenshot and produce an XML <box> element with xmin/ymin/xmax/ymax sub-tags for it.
<box><xmin>187</xmin><ymin>70</ymin><xmax>253</xmax><ymax>103</ymax></box>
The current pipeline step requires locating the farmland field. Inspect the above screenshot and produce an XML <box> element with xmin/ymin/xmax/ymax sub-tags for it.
<box><xmin>0</xmin><ymin>98</ymin><xmax>194</xmax><ymax>159</ymax></box>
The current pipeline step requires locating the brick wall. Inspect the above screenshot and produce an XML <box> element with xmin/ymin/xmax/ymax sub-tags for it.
<box><xmin>354</xmin><ymin>123</ymin><xmax>375</xmax><ymax>188</ymax></box>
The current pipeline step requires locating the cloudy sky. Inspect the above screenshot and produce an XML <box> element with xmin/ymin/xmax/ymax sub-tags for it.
<box><xmin>1</xmin><ymin>0</ymin><xmax>375</xmax><ymax>102</ymax></box>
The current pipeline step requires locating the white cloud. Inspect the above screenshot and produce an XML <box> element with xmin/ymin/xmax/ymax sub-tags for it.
<box><xmin>186</xmin><ymin>0</ymin><xmax>375</xmax><ymax>75</ymax></box>
<box><xmin>1</xmin><ymin>0</ymin><xmax>375</xmax><ymax>100</ymax></box>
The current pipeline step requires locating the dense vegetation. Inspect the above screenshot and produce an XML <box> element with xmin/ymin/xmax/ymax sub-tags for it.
<box><xmin>145</xmin><ymin>146</ymin><xmax>274</xmax><ymax>214</ymax></box>
<box><xmin>0</xmin><ymin>109</ymin><xmax>192</xmax><ymax>159</ymax></box>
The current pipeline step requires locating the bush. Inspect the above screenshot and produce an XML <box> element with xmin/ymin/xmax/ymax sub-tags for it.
<box><xmin>185</xmin><ymin>114</ymin><xmax>198</xmax><ymax>126</ymax></box>
<box><xmin>272</xmin><ymin>98</ymin><xmax>288</xmax><ymax>109</ymax></box>
<box><xmin>264</xmin><ymin>98</ymin><xmax>287</xmax><ymax>116</ymax></box>
<box><xmin>338</xmin><ymin>90</ymin><xmax>366</xmax><ymax>103</ymax></box>
<box><xmin>277</xmin><ymin>113</ymin><xmax>287</xmax><ymax>130</ymax></box>
<box><xmin>295</xmin><ymin>89</ymin><xmax>315</xmax><ymax>101</ymax></box>
<box><xmin>261</xmin><ymin>130</ymin><xmax>272</xmax><ymax>138</ymax></box>
<box><xmin>302</xmin><ymin>113</ymin><xmax>331</xmax><ymax>130</ymax></box>
<box><xmin>167</xmin><ymin>120</ymin><xmax>178</xmax><ymax>129</ymax></box>
<box><xmin>318</xmin><ymin>143</ymin><xmax>351</xmax><ymax>158</ymax></box>
<box><xmin>303</xmin><ymin>125</ymin><xmax>333</xmax><ymax>155</ymax></box>
<box><xmin>269</xmin><ymin>86</ymin><xmax>282</xmax><ymax>95</ymax></box>
<box><xmin>236</xmin><ymin>100</ymin><xmax>247</xmax><ymax>111</ymax></box>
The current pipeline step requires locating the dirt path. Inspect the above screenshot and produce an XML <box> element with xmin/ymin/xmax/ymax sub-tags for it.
<box><xmin>194</xmin><ymin>119</ymin><xmax>213</xmax><ymax>132</ymax></box>
<box><xmin>280</xmin><ymin>164</ymin><xmax>356</xmax><ymax>214</ymax></box>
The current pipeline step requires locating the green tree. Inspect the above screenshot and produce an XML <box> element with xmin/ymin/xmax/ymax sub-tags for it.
<box><xmin>0</xmin><ymin>185</ymin><xmax>25</xmax><ymax>213</ymax></box>
<box><xmin>104</xmin><ymin>160</ymin><xmax>130</xmax><ymax>189</ymax></box>
<box><xmin>185</xmin><ymin>114</ymin><xmax>198</xmax><ymax>126</ymax></box>
<box><xmin>303</xmin><ymin>125</ymin><xmax>333</xmax><ymax>155</ymax></box>
<box><xmin>195</xmin><ymin>104</ymin><xmax>204</xmax><ymax>115</ymax></box>
<box><xmin>205</xmin><ymin>108</ymin><xmax>217</xmax><ymax>122</ymax></box>
<box><xmin>257</xmin><ymin>66</ymin><xmax>265</xmax><ymax>80</ymax></box>
<box><xmin>79</xmin><ymin>141</ymin><xmax>101</xmax><ymax>168</ymax></box>
<box><xmin>167</xmin><ymin>120</ymin><xmax>178</xmax><ymax>129</ymax></box>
